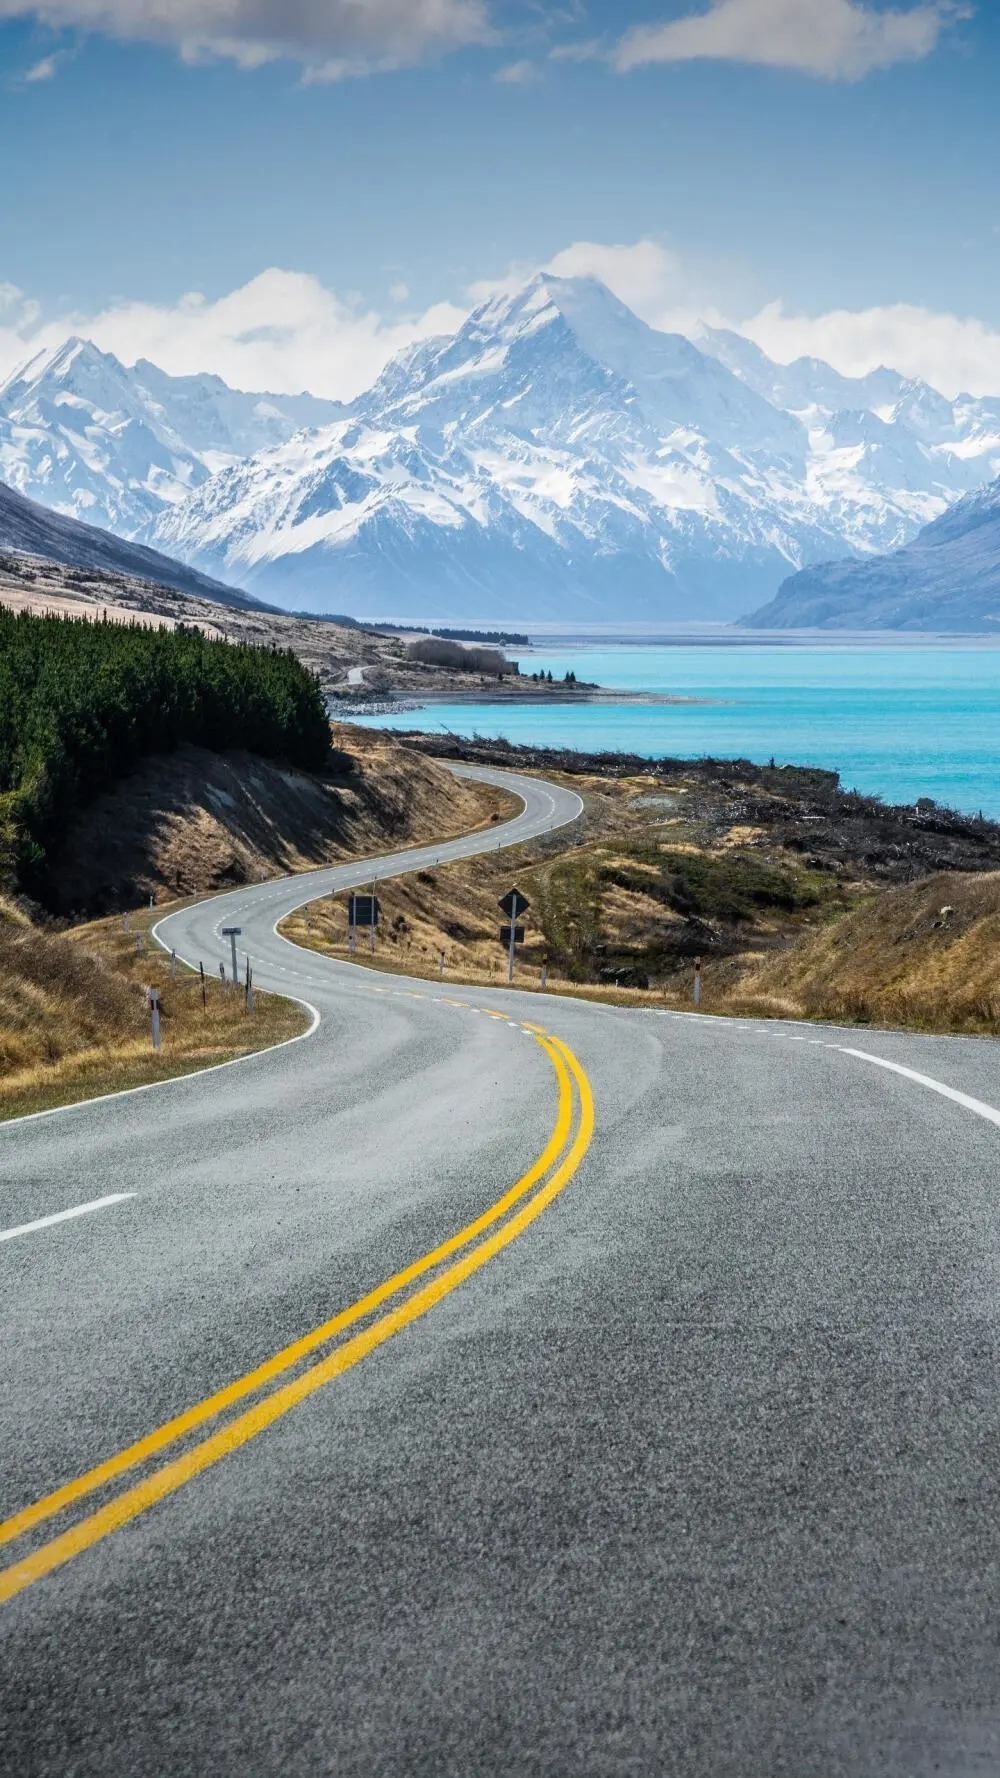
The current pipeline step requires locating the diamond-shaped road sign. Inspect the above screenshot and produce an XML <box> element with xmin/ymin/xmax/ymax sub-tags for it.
<box><xmin>498</xmin><ymin>888</ymin><xmax>530</xmax><ymax>920</ymax></box>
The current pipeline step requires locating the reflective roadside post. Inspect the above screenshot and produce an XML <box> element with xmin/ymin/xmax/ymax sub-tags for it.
<box><xmin>148</xmin><ymin>987</ymin><xmax>161</xmax><ymax>1051</ymax></box>
<box><xmin>694</xmin><ymin>955</ymin><xmax>702</xmax><ymax>1007</ymax></box>
<box><xmin>222</xmin><ymin>926</ymin><xmax>242</xmax><ymax>992</ymax></box>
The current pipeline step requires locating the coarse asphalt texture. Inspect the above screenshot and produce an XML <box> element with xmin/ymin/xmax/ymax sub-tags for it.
<box><xmin>3</xmin><ymin>762</ymin><xmax>1000</xmax><ymax>1776</ymax></box>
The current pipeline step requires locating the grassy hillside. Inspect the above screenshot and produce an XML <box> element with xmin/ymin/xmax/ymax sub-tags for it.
<box><xmin>728</xmin><ymin>870</ymin><xmax>1000</xmax><ymax>1032</ymax></box>
<box><xmin>0</xmin><ymin>606</ymin><xmax>329</xmax><ymax>899</ymax></box>
<box><xmin>0</xmin><ymin>896</ymin><xmax>306</xmax><ymax>1121</ymax></box>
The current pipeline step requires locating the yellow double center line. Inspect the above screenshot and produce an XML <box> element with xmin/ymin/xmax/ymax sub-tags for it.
<box><xmin>0</xmin><ymin>1026</ymin><xmax>594</xmax><ymax>1606</ymax></box>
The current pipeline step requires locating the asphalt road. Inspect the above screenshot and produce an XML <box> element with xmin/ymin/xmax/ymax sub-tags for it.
<box><xmin>3</xmin><ymin>762</ymin><xmax>1000</xmax><ymax>1776</ymax></box>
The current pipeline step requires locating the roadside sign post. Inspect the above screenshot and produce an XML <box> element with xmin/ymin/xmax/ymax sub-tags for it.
<box><xmin>498</xmin><ymin>888</ymin><xmax>530</xmax><ymax>984</ymax></box>
<box><xmin>148</xmin><ymin>987</ymin><xmax>161</xmax><ymax>1051</ymax></box>
<box><xmin>348</xmin><ymin>894</ymin><xmax>380</xmax><ymax>955</ymax></box>
<box><xmin>222</xmin><ymin>927</ymin><xmax>242</xmax><ymax>993</ymax></box>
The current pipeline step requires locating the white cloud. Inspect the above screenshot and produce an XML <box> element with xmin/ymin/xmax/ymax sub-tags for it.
<box><xmin>470</xmin><ymin>238</ymin><xmax>732</xmax><ymax>336</ymax></box>
<box><xmin>4</xmin><ymin>243</ymin><xmax>1000</xmax><ymax>407</ymax></box>
<box><xmin>23</xmin><ymin>52</ymin><xmax>59</xmax><ymax>78</ymax></box>
<box><xmin>614</xmin><ymin>0</ymin><xmax>970</xmax><ymax>81</ymax></box>
<box><xmin>741</xmin><ymin>298</ymin><xmax>1000</xmax><ymax>398</ymax></box>
<box><xmin>0</xmin><ymin>269</ymin><xmax>466</xmax><ymax>400</ymax></box>
<box><xmin>0</xmin><ymin>0</ymin><xmax>491</xmax><ymax>77</ymax></box>
<box><xmin>494</xmin><ymin>56</ymin><xmax>539</xmax><ymax>82</ymax></box>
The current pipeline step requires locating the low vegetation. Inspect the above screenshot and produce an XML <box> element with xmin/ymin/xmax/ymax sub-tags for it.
<box><xmin>0</xmin><ymin>897</ymin><xmax>307</xmax><ymax>1122</ymax></box>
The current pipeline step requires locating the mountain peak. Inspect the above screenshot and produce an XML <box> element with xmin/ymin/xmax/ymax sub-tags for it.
<box><xmin>11</xmin><ymin>335</ymin><xmax>123</xmax><ymax>391</ymax></box>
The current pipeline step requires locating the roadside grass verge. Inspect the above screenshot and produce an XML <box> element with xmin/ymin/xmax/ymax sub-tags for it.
<box><xmin>0</xmin><ymin>900</ymin><xmax>307</xmax><ymax>1124</ymax></box>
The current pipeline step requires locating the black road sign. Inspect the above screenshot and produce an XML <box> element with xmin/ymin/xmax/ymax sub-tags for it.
<box><xmin>498</xmin><ymin>888</ymin><xmax>530</xmax><ymax>919</ymax></box>
<box><xmin>499</xmin><ymin>925</ymin><xmax>525</xmax><ymax>946</ymax></box>
<box><xmin>349</xmin><ymin>894</ymin><xmax>380</xmax><ymax>927</ymax></box>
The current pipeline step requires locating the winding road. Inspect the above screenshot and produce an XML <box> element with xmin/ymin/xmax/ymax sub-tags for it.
<box><xmin>3</xmin><ymin>763</ymin><xmax>1000</xmax><ymax>1776</ymax></box>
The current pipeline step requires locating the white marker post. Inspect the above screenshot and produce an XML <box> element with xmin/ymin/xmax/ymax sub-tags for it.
<box><xmin>135</xmin><ymin>933</ymin><xmax>144</xmax><ymax>955</ymax></box>
<box><xmin>439</xmin><ymin>951</ymin><xmax>445</xmax><ymax>978</ymax></box>
<box><xmin>370</xmin><ymin>880</ymin><xmax>377</xmax><ymax>955</ymax></box>
<box><xmin>693</xmin><ymin>956</ymin><xmax>702</xmax><ymax>1007</ymax></box>
<box><xmin>170</xmin><ymin>949</ymin><xmax>177</xmax><ymax>979</ymax></box>
<box><xmin>222</xmin><ymin>927</ymin><xmax>242</xmax><ymax>993</ymax></box>
<box><xmin>148</xmin><ymin>987</ymin><xmax>161</xmax><ymax>1050</ymax></box>
<box><xmin>540</xmin><ymin>963</ymin><xmax>548</xmax><ymax>991</ymax></box>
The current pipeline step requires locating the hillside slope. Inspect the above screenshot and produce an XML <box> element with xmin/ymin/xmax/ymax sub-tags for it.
<box><xmin>745</xmin><ymin>477</ymin><xmax>1000</xmax><ymax>630</ymax></box>
<box><xmin>0</xmin><ymin>476</ymin><xmax>266</xmax><ymax>610</ymax></box>
<box><xmin>729</xmin><ymin>869</ymin><xmax>1000</xmax><ymax>1031</ymax></box>
<box><xmin>44</xmin><ymin>727</ymin><xmax>502</xmax><ymax>914</ymax></box>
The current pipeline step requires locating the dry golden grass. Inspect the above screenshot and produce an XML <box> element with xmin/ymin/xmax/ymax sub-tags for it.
<box><xmin>280</xmin><ymin>771</ymin><xmax>1000</xmax><ymax>1038</ymax></box>
<box><xmin>0</xmin><ymin>898</ymin><xmax>307</xmax><ymax>1122</ymax></box>
<box><xmin>723</xmin><ymin>869</ymin><xmax>1000</xmax><ymax>1033</ymax></box>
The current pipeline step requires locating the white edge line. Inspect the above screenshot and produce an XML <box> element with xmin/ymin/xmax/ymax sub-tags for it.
<box><xmin>0</xmin><ymin>1192</ymin><xmax>137</xmax><ymax>1243</ymax></box>
<box><xmin>835</xmin><ymin>1047</ymin><xmax>1000</xmax><ymax>1131</ymax></box>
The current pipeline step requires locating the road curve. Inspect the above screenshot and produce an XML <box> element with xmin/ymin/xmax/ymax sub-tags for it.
<box><xmin>3</xmin><ymin>762</ymin><xmax>1000</xmax><ymax>1777</ymax></box>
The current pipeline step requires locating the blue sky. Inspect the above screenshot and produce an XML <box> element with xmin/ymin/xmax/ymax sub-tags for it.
<box><xmin>1</xmin><ymin>1</ymin><xmax>998</xmax><ymax>398</ymax></box>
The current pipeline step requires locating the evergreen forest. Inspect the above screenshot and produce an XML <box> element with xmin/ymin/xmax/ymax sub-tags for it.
<box><xmin>0</xmin><ymin>609</ymin><xmax>330</xmax><ymax>893</ymax></box>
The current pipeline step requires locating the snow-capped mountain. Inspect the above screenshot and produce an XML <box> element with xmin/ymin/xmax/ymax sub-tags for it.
<box><xmin>0</xmin><ymin>339</ymin><xmax>343</xmax><ymax>537</ymax></box>
<box><xmin>146</xmin><ymin>275</ymin><xmax>1000</xmax><ymax>620</ymax></box>
<box><xmin>745</xmin><ymin>474</ymin><xmax>1000</xmax><ymax>631</ymax></box>
<box><xmin>8</xmin><ymin>275</ymin><xmax>1000</xmax><ymax>623</ymax></box>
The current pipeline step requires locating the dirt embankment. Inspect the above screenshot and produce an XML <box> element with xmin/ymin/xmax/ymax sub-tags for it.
<box><xmin>44</xmin><ymin>726</ymin><xmax>503</xmax><ymax>916</ymax></box>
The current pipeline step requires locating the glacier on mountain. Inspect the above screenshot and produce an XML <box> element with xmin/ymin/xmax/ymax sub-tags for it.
<box><xmin>5</xmin><ymin>274</ymin><xmax>1000</xmax><ymax>622</ymax></box>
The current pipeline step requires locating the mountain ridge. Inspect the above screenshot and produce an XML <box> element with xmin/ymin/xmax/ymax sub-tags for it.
<box><xmin>6</xmin><ymin>275</ymin><xmax>1000</xmax><ymax>624</ymax></box>
<box><xmin>0</xmin><ymin>475</ymin><xmax>272</xmax><ymax>611</ymax></box>
<box><xmin>744</xmin><ymin>474</ymin><xmax>1000</xmax><ymax>631</ymax></box>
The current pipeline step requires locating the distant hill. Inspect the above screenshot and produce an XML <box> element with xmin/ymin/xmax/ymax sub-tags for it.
<box><xmin>744</xmin><ymin>476</ymin><xmax>1000</xmax><ymax>631</ymax></box>
<box><xmin>0</xmin><ymin>477</ymin><xmax>270</xmax><ymax>612</ymax></box>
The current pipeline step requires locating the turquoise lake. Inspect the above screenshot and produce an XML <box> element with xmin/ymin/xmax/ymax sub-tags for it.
<box><xmin>351</xmin><ymin>643</ymin><xmax>1000</xmax><ymax>818</ymax></box>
